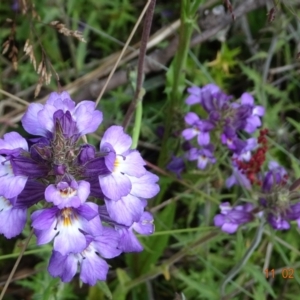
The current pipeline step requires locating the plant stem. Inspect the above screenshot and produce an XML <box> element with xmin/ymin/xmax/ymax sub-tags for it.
<box><xmin>158</xmin><ymin>0</ymin><xmax>194</xmax><ymax>167</ymax></box>
<box><xmin>123</xmin><ymin>0</ymin><xmax>156</xmax><ymax>131</ymax></box>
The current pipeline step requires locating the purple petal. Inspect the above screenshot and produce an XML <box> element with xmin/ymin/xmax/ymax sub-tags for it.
<box><xmin>21</xmin><ymin>103</ymin><xmax>48</xmax><ymax>136</ymax></box>
<box><xmin>48</xmin><ymin>251</ymin><xmax>77</xmax><ymax>282</ymax></box>
<box><xmin>0</xmin><ymin>201</ymin><xmax>27</xmax><ymax>238</ymax></box>
<box><xmin>117</xmin><ymin>228</ymin><xmax>143</xmax><ymax>252</ymax></box>
<box><xmin>99</xmin><ymin>173</ymin><xmax>132</xmax><ymax>200</ymax></box>
<box><xmin>197</xmin><ymin>156</ymin><xmax>208</xmax><ymax>169</ymax></box>
<box><xmin>214</xmin><ymin>215</ymin><xmax>226</xmax><ymax>227</ymax></box>
<box><xmin>222</xmin><ymin>223</ymin><xmax>239</xmax><ymax>234</ymax></box>
<box><xmin>253</xmin><ymin>105</ymin><xmax>265</xmax><ymax>116</ymax></box>
<box><xmin>53</xmin><ymin>225</ymin><xmax>87</xmax><ymax>255</ymax></box>
<box><xmin>37</xmin><ymin>104</ymin><xmax>57</xmax><ymax>133</ymax></box>
<box><xmin>31</xmin><ymin>207</ymin><xmax>58</xmax><ymax>230</ymax></box>
<box><xmin>74</xmin><ymin>101</ymin><xmax>103</xmax><ymax>135</ymax></box>
<box><xmin>46</xmin><ymin>92</ymin><xmax>75</xmax><ymax>110</ymax></box>
<box><xmin>105</xmin><ymin>195</ymin><xmax>144</xmax><ymax>226</ymax></box>
<box><xmin>80</xmin><ymin>252</ymin><xmax>109</xmax><ymax>284</ymax></box>
<box><xmin>0</xmin><ymin>174</ymin><xmax>27</xmax><ymax>199</ymax></box>
<box><xmin>129</xmin><ymin>172</ymin><xmax>160</xmax><ymax>199</ymax></box>
<box><xmin>241</xmin><ymin>93</ymin><xmax>254</xmax><ymax>106</ymax></box>
<box><xmin>197</xmin><ymin>132</ymin><xmax>210</xmax><ymax>146</ymax></box>
<box><xmin>182</xmin><ymin>128</ymin><xmax>198</xmax><ymax>140</ymax></box>
<box><xmin>92</xmin><ymin>227</ymin><xmax>122</xmax><ymax>258</ymax></box>
<box><xmin>0</xmin><ymin>132</ymin><xmax>28</xmax><ymax>151</ymax></box>
<box><xmin>133</xmin><ymin>212</ymin><xmax>154</xmax><ymax>235</ymax></box>
<box><xmin>100</xmin><ymin>126</ymin><xmax>132</xmax><ymax>154</ymax></box>
<box><xmin>116</xmin><ymin>150</ymin><xmax>146</xmax><ymax>177</ymax></box>
<box><xmin>184</xmin><ymin>112</ymin><xmax>199</xmax><ymax>125</ymax></box>
<box><xmin>76</xmin><ymin>203</ymin><xmax>99</xmax><ymax>221</ymax></box>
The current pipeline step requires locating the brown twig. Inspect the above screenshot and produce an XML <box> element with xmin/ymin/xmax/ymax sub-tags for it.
<box><xmin>122</xmin><ymin>0</ymin><xmax>156</xmax><ymax>130</ymax></box>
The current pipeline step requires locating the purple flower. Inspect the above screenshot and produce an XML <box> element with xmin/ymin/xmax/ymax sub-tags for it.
<box><xmin>99</xmin><ymin>126</ymin><xmax>146</xmax><ymax>201</ymax></box>
<box><xmin>117</xmin><ymin>211</ymin><xmax>154</xmax><ymax>252</ymax></box>
<box><xmin>233</xmin><ymin>138</ymin><xmax>258</xmax><ymax>162</ymax></box>
<box><xmin>187</xmin><ymin>145</ymin><xmax>216</xmax><ymax>169</ymax></box>
<box><xmin>166</xmin><ymin>156</ymin><xmax>185</xmax><ymax>178</ymax></box>
<box><xmin>214</xmin><ymin>202</ymin><xmax>254</xmax><ymax>233</ymax></box>
<box><xmin>262</xmin><ymin>161</ymin><xmax>287</xmax><ymax>193</ymax></box>
<box><xmin>182</xmin><ymin>112</ymin><xmax>214</xmax><ymax>146</ymax></box>
<box><xmin>185</xmin><ymin>86</ymin><xmax>202</xmax><ymax>105</ymax></box>
<box><xmin>48</xmin><ymin>228</ymin><xmax>121</xmax><ymax>285</ymax></box>
<box><xmin>266</xmin><ymin>213</ymin><xmax>290</xmax><ymax>230</ymax></box>
<box><xmin>221</xmin><ymin>126</ymin><xmax>246</xmax><ymax>152</ymax></box>
<box><xmin>21</xmin><ymin>91</ymin><xmax>102</xmax><ymax>138</ymax></box>
<box><xmin>240</xmin><ymin>93</ymin><xmax>265</xmax><ymax>134</ymax></box>
<box><xmin>103</xmin><ymin>171</ymin><xmax>158</xmax><ymax>226</ymax></box>
<box><xmin>0</xmin><ymin>196</ymin><xmax>27</xmax><ymax>238</ymax></box>
<box><xmin>185</xmin><ymin>84</ymin><xmax>224</xmax><ymax>106</ymax></box>
<box><xmin>286</xmin><ymin>203</ymin><xmax>300</xmax><ymax>228</ymax></box>
<box><xmin>45</xmin><ymin>180</ymin><xmax>90</xmax><ymax>208</ymax></box>
<box><xmin>0</xmin><ymin>132</ymin><xmax>29</xmax><ymax>198</ymax></box>
<box><xmin>31</xmin><ymin>203</ymin><xmax>101</xmax><ymax>255</ymax></box>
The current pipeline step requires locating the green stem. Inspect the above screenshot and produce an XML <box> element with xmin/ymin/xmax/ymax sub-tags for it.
<box><xmin>158</xmin><ymin>0</ymin><xmax>194</xmax><ymax>167</ymax></box>
<box><xmin>131</xmin><ymin>89</ymin><xmax>144</xmax><ymax>149</ymax></box>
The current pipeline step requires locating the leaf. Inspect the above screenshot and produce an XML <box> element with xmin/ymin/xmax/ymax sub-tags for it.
<box><xmin>87</xmin><ymin>281</ymin><xmax>113</xmax><ymax>300</ymax></box>
<box><xmin>239</xmin><ymin>63</ymin><xmax>261</xmax><ymax>84</ymax></box>
<box><xmin>125</xmin><ymin>203</ymin><xmax>176</xmax><ymax>277</ymax></box>
<box><xmin>287</xmin><ymin>117</ymin><xmax>300</xmax><ymax>133</ymax></box>
<box><xmin>112</xmin><ymin>269</ymin><xmax>132</xmax><ymax>300</ymax></box>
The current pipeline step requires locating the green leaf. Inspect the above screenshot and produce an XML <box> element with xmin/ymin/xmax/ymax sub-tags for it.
<box><xmin>112</xmin><ymin>269</ymin><xmax>132</xmax><ymax>300</ymax></box>
<box><xmin>87</xmin><ymin>281</ymin><xmax>112</xmax><ymax>300</ymax></box>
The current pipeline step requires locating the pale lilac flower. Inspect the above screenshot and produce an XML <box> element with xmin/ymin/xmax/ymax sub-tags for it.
<box><xmin>31</xmin><ymin>203</ymin><xmax>101</xmax><ymax>255</ymax></box>
<box><xmin>234</xmin><ymin>138</ymin><xmax>258</xmax><ymax>162</ymax></box>
<box><xmin>185</xmin><ymin>86</ymin><xmax>202</xmax><ymax>105</ymax></box>
<box><xmin>0</xmin><ymin>132</ymin><xmax>29</xmax><ymax>198</ymax></box>
<box><xmin>0</xmin><ymin>196</ymin><xmax>27</xmax><ymax>238</ymax></box>
<box><xmin>182</xmin><ymin>112</ymin><xmax>214</xmax><ymax>146</ymax></box>
<box><xmin>187</xmin><ymin>146</ymin><xmax>216</xmax><ymax>169</ymax></box>
<box><xmin>117</xmin><ymin>212</ymin><xmax>154</xmax><ymax>252</ymax></box>
<box><xmin>45</xmin><ymin>180</ymin><xmax>90</xmax><ymax>208</ymax></box>
<box><xmin>99</xmin><ymin>125</ymin><xmax>146</xmax><ymax>201</ymax></box>
<box><xmin>22</xmin><ymin>91</ymin><xmax>102</xmax><ymax>138</ymax></box>
<box><xmin>221</xmin><ymin>126</ymin><xmax>246</xmax><ymax>152</ymax></box>
<box><xmin>262</xmin><ymin>161</ymin><xmax>287</xmax><ymax>192</ymax></box>
<box><xmin>48</xmin><ymin>229</ymin><xmax>121</xmax><ymax>285</ymax></box>
<box><xmin>104</xmin><ymin>171</ymin><xmax>158</xmax><ymax>226</ymax></box>
<box><xmin>267</xmin><ymin>213</ymin><xmax>290</xmax><ymax>230</ymax></box>
<box><xmin>240</xmin><ymin>93</ymin><xmax>265</xmax><ymax>133</ymax></box>
<box><xmin>214</xmin><ymin>202</ymin><xmax>254</xmax><ymax>233</ymax></box>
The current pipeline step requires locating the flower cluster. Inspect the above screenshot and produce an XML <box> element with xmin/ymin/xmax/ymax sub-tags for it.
<box><xmin>0</xmin><ymin>91</ymin><xmax>159</xmax><ymax>285</ymax></box>
<box><xmin>181</xmin><ymin>84</ymin><xmax>265</xmax><ymax>179</ymax></box>
<box><xmin>180</xmin><ymin>84</ymin><xmax>300</xmax><ymax>235</ymax></box>
<box><xmin>214</xmin><ymin>160</ymin><xmax>300</xmax><ymax>233</ymax></box>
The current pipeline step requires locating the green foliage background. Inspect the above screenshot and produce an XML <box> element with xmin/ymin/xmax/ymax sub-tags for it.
<box><xmin>1</xmin><ymin>0</ymin><xmax>300</xmax><ymax>299</ymax></box>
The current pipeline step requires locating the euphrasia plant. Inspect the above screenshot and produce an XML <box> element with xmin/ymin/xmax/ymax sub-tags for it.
<box><xmin>174</xmin><ymin>84</ymin><xmax>300</xmax><ymax>234</ymax></box>
<box><xmin>0</xmin><ymin>91</ymin><xmax>159</xmax><ymax>285</ymax></box>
